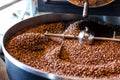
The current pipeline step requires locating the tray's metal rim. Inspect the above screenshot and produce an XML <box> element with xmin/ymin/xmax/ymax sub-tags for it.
<box><xmin>67</xmin><ymin>0</ymin><xmax>115</xmax><ymax>8</ymax></box>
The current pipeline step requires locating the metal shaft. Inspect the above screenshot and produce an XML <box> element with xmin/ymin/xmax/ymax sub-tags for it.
<box><xmin>45</xmin><ymin>31</ymin><xmax>120</xmax><ymax>42</ymax></box>
<box><xmin>45</xmin><ymin>32</ymin><xmax>78</xmax><ymax>39</ymax></box>
<box><xmin>94</xmin><ymin>37</ymin><xmax>120</xmax><ymax>41</ymax></box>
<box><xmin>82</xmin><ymin>0</ymin><xmax>89</xmax><ymax>19</ymax></box>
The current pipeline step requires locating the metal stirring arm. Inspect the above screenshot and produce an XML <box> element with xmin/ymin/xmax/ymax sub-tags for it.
<box><xmin>45</xmin><ymin>31</ymin><xmax>78</xmax><ymax>39</ymax></box>
<box><xmin>94</xmin><ymin>37</ymin><xmax>120</xmax><ymax>41</ymax></box>
<box><xmin>45</xmin><ymin>31</ymin><xmax>120</xmax><ymax>43</ymax></box>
